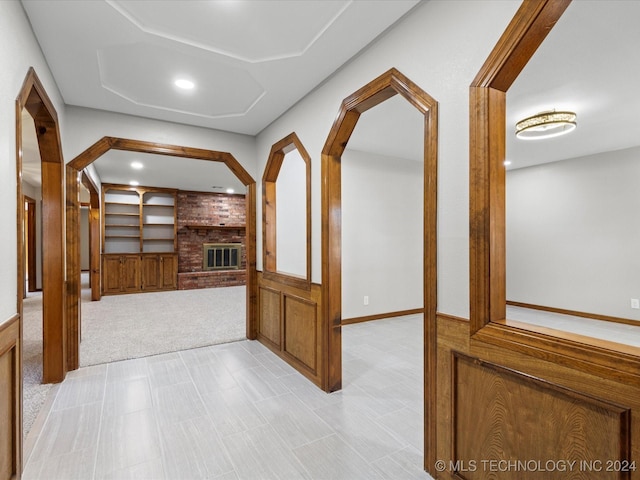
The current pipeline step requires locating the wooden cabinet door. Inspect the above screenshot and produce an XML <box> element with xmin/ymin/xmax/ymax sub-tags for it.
<box><xmin>159</xmin><ymin>253</ymin><xmax>178</xmax><ymax>290</ymax></box>
<box><xmin>121</xmin><ymin>255</ymin><xmax>141</xmax><ymax>293</ymax></box>
<box><xmin>141</xmin><ymin>254</ymin><xmax>160</xmax><ymax>291</ymax></box>
<box><xmin>103</xmin><ymin>255</ymin><xmax>124</xmax><ymax>295</ymax></box>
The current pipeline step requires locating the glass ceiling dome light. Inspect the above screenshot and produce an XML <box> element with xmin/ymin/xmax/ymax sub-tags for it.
<box><xmin>515</xmin><ymin>110</ymin><xmax>577</xmax><ymax>140</ymax></box>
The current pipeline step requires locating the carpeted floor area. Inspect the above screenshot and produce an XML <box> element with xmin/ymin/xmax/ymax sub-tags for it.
<box><xmin>22</xmin><ymin>274</ymin><xmax>246</xmax><ymax>436</ymax></box>
<box><xmin>22</xmin><ymin>291</ymin><xmax>53</xmax><ymax>439</ymax></box>
<box><xmin>79</xmin><ymin>283</ymin><xmax>246</xmax><ymax>367</ymax></box>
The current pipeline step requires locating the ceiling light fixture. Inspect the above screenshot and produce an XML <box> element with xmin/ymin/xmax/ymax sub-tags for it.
<box><xmin>131</xmin><ymin>161</ymin><xmax>143</xmax><ymax>169</ymax></box>
<box><xmin>503</xmin><ymin>160</ymin><xmax>512</xmax><ymax>166</ymax></box>
<box><xmin>174</xmin><ymin>78</ymin><xmax>195</xmax><ymax>90</ymax></box>
<box><xmin>226</xmin><ymin>188</ymin><xmax>235</xmax><ymax>194</ymax></box>
<box><xmin>129</xmin><ymin>180</ymin><xmax>139</xmax><ymax>186</ymax></box>
<box><xmin>515</xmin><ymin>110</ymin><xmax>577</xmax><ymax>140</ymax></box>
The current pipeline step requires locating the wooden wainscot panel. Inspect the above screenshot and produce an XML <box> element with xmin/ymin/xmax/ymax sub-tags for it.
<box><xmin>451</xmin><ymin>352</ymin><xmax>631</xmax><ymax>480</ymax></box>
<box><xmin>258</xmin><ymin>286</ymin><xmax>281</xmax><ymax>349</ymax></box>
<box><xmin>436</xmin><ymin>314</ymin><xmax>639</xmax><ymax>480</ymax></box>
<box><xmin>0</xmin><ymin>315</ymin><xmax>19</xmax><ymax>479</ymax></box>
<box><xmin>283</xmin><ymin>294</ymin><xmax>317</xmax><ymax>375</ymax></box>
<box><xmin>257</xmin><ymin>272</ymin><xmax>324</xmax><ymax>388</ymax></box>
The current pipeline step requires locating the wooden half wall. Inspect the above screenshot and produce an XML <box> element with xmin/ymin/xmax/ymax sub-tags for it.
<box><xmin>257</xmin><ymin>272</ymin><xmax>324</xmax><ymax>388</ymax></box>
<box><xmin>436</xmin><ymin>314</ymin><xmax>638</xmax><ymax>480</ymax></box>
<box><xmin>0</xmin><ymin>315</ymin><xmax>20</xmax><ymax>479</ymax></box>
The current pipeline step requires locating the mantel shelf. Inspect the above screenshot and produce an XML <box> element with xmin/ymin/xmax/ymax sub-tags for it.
<box><xmin>182</xmin><ymin>224</ymin><xmax>246</xmax><ymax>230</ymax></box>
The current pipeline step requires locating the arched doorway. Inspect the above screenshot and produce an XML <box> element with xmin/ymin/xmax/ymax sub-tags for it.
<box><xmin>14</xmin><ymin>67</ymin><xmax>67</xmax><ymax>478</ymax></box>
<box><xmin>321</xmin><ymin>68</ymin><xmax>438</xmax><ymax>470</ymax></box>
<box><xmin>16</xmin><ymin>68</ymin><xmax>66</xmax><ymax>384</ymax></box>
<box><xmin>65</xmin><ymin>137</ymin><xmax>258</xmax><ymax>369</ymax></box>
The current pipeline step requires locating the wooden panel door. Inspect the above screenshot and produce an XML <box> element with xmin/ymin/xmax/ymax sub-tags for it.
<box><xmin>141</xmin><ymin>254</ymin><xmax>160</xmax><ymax>291</ymax></box>
<box><xmin>102</xmin><ymin>255</ymin><xmax>123</xmax><ymax>295</ymax></box>
<box><xmin>159</xmin><ymin>253</ymin><xmax>177</xmax><ymax>290</ymax></box>
<box><xmin>121</xmin><ymin>255</ymin><xmax>141</xmax><ymax>293</ymax></box>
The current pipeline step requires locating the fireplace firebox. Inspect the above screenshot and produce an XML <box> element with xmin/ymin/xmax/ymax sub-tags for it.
<box><xmin>202</xmin><ymin>243</ymin><xmax>242</xmax><ymax>271</ymax></box>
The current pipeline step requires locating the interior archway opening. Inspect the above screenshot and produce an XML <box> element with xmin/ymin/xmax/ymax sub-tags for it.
<box><xmin>321</xmin><ymin>68</ymin><xmax>438</xmax><ymax>472</ymax></box>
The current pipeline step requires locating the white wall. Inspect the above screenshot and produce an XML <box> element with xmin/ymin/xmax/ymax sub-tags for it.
<box><xmin>63</xmin><ymin>106</ymin><xmax>258</xmax><ymax>183</ymax></box>
<box><xmin>342</xmin><ymin>149</ymin><xmax>423</xmax><ymax>318</ymax></box>
<box><xmin>0</xmin><ymin>0</ymin><xmax>66</xmax><ymax>322</ymax></box>
<box><xmin>275</xmin><ymin>149</ymin><xmax>307</xmax><ymax>278</ymax></box>
<box><xmin>255</xmin><ymin>0</ymin><xmax>520</xmax><ymax>318</ymax></box>
<box><xmin>507</xmin><ymin>146</ymin><xmax>640</xmax><ymax>321</ymax></box>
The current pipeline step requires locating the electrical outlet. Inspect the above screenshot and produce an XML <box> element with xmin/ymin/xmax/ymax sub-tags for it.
<box><xmin>631</xmin><ymin>298</ymin><xmax>640</xmax><ymax>309</ymax></box>
<box><xmin>363</xmin><ymin>296</ymin><xmax>369</xmax><ymax>306</ymax></box>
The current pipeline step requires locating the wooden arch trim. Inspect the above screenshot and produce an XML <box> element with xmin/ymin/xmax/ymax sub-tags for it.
<box><xmin>469</xmin><ymin>0</ymin><xmax>640</xmax><ymax>385</ymax></box>
<box><xmin>321</xmin><ymin>67</ymin><xmax>438</xmax><ymax>473</ymax></box>
<box><xmin>16</xmin><ymin>68</ymin><xmax>67</xmax><ymax>383</ymax></box>
<box><xmin>66</xmin><ymin>137</ymin><xmax>259</xmax><ymax>344</ymax></box>
<box><xmin>14</xmin><ymin>67</ymin><xmax>66</xmax><ymax>478</ymax></box>
<box><xmin>262</xmin><ymin>132</ymin><xmax>312</xmax><ymax>290</ymax></box>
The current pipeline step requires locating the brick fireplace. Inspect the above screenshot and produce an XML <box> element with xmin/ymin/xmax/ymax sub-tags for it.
<box><xmin>176</xmin><ymin>191</ymin><xmax>247</xmax><ymax>289</ymax></box>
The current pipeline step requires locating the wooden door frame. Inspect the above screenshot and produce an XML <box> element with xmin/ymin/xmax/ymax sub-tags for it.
<box><xmin>14</xmin><ymin>67</ymin><xmax>66</xmax><ymax>477</ymax></box>
<box><xmin>16</xmin><ymin>68</ymin><xmax>67</xmax><ymax>385</ymax></box>
<box><xmin>23</xmin><ymin>195</ymin><xmax>37</xmax><ymax>294</ymax></box>
<box><xmin>81</xmin><ymin>171</ymin><xmax>101</xmax><ymax>301</ymax></box>
<box><xmin>320</xmin><ymin>68</ymin><xmax>438</xmax><ymax>474</ymax></box>
<box><xmin>66</xmin><ymin>137</ymin><xmax>259</xmax><ymax>349</ymax></box>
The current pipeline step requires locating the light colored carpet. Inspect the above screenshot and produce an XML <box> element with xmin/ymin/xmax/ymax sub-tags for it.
<box><xmin>22</xmin><ymin>274</ymin><xmax>246</xmax><ymax>437</ymax></box>
<box><xmin>80</xmin><ymin>284</ymin><xmax>246</xmax><ymax>367</ymax></box>
<box><xmin>22</xmin><ymin>291</ymin><xmax>52</xmax><ymax>438</ymax></box>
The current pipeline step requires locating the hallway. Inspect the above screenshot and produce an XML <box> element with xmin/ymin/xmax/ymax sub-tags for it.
<box><xmin>23</xmin><ymin>315</ymin><xmax>429</xmax><ymax>479</ymax></box>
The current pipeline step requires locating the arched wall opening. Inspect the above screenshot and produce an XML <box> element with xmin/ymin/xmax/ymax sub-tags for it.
<box><xmin>321</xmin><ymin>68</ymin><xmax>438</xmax><ymax>471</ymax></box>
<box><xmin>65</xmin><ymin>137</ymin><xmax>259</xmax><ymax>368</ymax></box>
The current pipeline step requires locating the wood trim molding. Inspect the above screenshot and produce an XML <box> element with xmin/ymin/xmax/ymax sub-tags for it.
<box><xmin>507</xmin><ymin>301</ymin><xmax>640</xmax><ymax>327</ymax></box>
<box><xmin>81</xmin><ymin>171</ymin><xmax>101</xmax><ymax>301</ymax></box>
<box><xmin>261</xmin><ymin>132</ymin><xmax>312</xmax><ymax>291</ymax></box>
<box><xmin>0</xmin><ymin>314</ymin><xmax>20</xmax><ymax>480</ymax></box>
<box><xmin>321</xmin><ymin>67</ymin><xmax>438</xmax><ymax>474</ymax></box>
<box><xmin>16</xmin><ymin>67</ymin><xmax>67</xmax><ymax>387</ymax></box>
<box><xmin>468</xmin><ymin>0</ymin><xmax>640</xmax><ymax>389</ymax></box>
<box><xmin>67</xmin><ymin>137</ymin><xmax>259</xmax><ymax>342</ymax></box>
<box><xmin>469</xmin><ymin>0</ymin><xmax>571</xmax><ymax>335</ymax></box>
<box><xmin>65</xmin><ymin>166</ymin><xmax>80</xmax><ymax>371</ymax></box>
<box><xmin>341</xmin><ymin>308</ymin><xmax>424</xmax><ymax>326</ymax></box>
<box><xmin>23</xmin><ymin>196</ymin><xmax>37</xmax><ymax>293</ymax></box>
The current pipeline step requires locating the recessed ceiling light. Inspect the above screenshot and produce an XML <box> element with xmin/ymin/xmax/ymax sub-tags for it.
<box><xmin>129</xmin><ymin>180</ymin><xmax>139</xmax><ymax>186</ymax></box>
<box><xmin>174</xmin><ymin>78</ymin><xmax>195</xmax><ymax>90</ymax></box>
<box><xmin>504</xmin><ymin>160</ymin><xmax>512</xmax><ymax>166</ymax></box>
<box><xmin>226</xmin><ymin>188</ymin><xmax>235</xmax><ymax>194</ymax></box>
<box><xmin>131</xmin><ymin>161</ymin><xmax>143</xmax><ymax>170</ymax></box>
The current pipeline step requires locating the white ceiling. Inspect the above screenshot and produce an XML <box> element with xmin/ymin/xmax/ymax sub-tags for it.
<box><xmin>506</xmin><ymin>0</ymin><xmax>640</xmax><ymax>170</ymax></box>
<box><xmin>20</xmin><ymin>0</ymin><xmax>420</xmax><ymax>191</ymax></box>
<box><xmin>21</xmin><ymin>0</ymin><xmax>419</xmax><ymax>135</ymax></box>
<box><xmin>19</xmin><ymin>1</ymin><xmax>640</xmax><ymax>192</ymax></box>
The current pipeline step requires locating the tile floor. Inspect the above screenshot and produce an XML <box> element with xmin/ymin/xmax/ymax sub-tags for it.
<box><xmin>23</xmin><ymin>315</ymin><xmax>432</xmax><ymax>480</ymax></box>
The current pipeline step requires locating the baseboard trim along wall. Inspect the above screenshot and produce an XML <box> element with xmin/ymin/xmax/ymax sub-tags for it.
<box><xmin>341</xmin><ymin>308</ymin><xmax>424</xmax><ymax>326</ymax></box>
<box><xmin>507</xmin><ymin>300</ymin><xmax>639</xmax><ymax>327</ymax></box>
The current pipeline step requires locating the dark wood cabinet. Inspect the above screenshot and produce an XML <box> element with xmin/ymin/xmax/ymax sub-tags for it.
<box><xmin>103</xmin><ymin>253</ymin><xmax>177</xmax><ymax>295</ymax></box>
<box><xmin>102</xmin><ymin>254</ymin><xmax>141</xmax><ymax>295</ymax></box>
<box><xmin>141</xmin><ymin>253</ymin><xmax>177</xmax><ymax>291</ymax></box>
